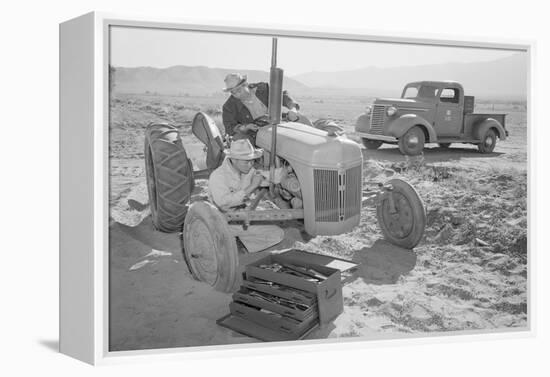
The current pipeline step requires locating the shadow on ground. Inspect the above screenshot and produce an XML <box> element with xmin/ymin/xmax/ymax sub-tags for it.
<box><xmin>109</xmin><ymin>215</ymin><xmax>415</xmax><ymax>349</ymax></box>
<box><xmin>351</xmin><ymin>239</ymin><xmax>417</xmax><ymax>285</ymax></box>
<box><xmin>362</xmin><ymin>145</ymin><xmax>503</xmax><ymax>163</ymax></box>
<box><xmin>114</xmin><ymin>216</ymin><xmax>181</xmax><ymax>252</ymax></box>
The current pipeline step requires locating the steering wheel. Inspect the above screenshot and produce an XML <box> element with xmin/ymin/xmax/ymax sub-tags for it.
<box><xmin>252</xmin><ymin>116</ymin><xmax>270</xmax><ymax>127</ymax></box>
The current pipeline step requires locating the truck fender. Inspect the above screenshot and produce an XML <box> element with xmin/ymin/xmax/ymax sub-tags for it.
<box><xmin>387</xmin><ymin>114</ymin><xmax>437</xmax><ymax>142</ymax></box>
<box><xmin>354</xmin><ymin>113</ymin><xmax>370</xmax><ymax>133</ymax></box>
<box><xmin>473</xmin><ymin>118</ymin><xmax>507</xmax><ymax>141</ymax></box>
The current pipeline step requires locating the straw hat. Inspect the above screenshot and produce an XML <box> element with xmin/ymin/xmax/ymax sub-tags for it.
<box><xmin>222</xmin><ymin>73</ymin><xmax>248</xmax><ymax>92</ymax></box>
<box><xmin>225</xmin><ymin>139</ymin><xmax>263</xmax><ymax>160</ymax></box>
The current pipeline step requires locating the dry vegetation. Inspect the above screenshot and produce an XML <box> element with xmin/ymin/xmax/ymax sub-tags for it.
<box><xmin>295</xmin><ymin>156</ymin><xmax>527</xmax><ymax>335</ymax></box>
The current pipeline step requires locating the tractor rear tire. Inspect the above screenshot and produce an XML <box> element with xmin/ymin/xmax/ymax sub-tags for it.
<box><xmin>478</xmin><ymin>129</ymin><xmax>497</xmax><ymax>153</ymax></box>
<box><xmin>377</xmin><ymin>179</ymin><xmax>426</xmax><ymax>249</ymax></box>
<box><xmin>144</xmin><ymin>123</ymin><xmax>195</xmax><ymax>232</ymax></box>
<box><xmin>398</xmin><ymin>126</ymin><xmax>425</xmax><ymax>156</ymax></box>
<box><xmin>182</xmin><ymin>201</ymin><xmax>239</xmax><ymax>293</ymax></box>
<box><xmin>362</xmin><ymin>138</ymin><xmax>383</xmax><ymax>150</ymax></box>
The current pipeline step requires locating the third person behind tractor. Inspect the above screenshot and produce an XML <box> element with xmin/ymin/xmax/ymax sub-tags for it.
<box><xmin>221</xmin><ymin>73</ymin><xmax>312</xmax><ymax>144</ymax></box>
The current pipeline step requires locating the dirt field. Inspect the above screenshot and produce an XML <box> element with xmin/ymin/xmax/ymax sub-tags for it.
<box><xmin>108</xmin><ymin>93</ymin><xmax>527</xmax><ymax>351</ymax></box>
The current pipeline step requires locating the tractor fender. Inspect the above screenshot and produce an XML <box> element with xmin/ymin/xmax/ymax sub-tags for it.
<box><xmin>354</xmin><ymin>113</ymin><xmax>371</xmax><ymax>133</ymax></box>
<box><xmin>192</xmin><ymin>112</ymin><xmax>225</xmax><ymax>172</ymax></box>
<box><xmin>473</xmin><ymin>118</ymin><xmax>507</xmax><ymax>141</ymax></box>
<box><xmin>387</xmin><ymin>114</ymin><xmax>437</xmax><ymax>142</ymax></box>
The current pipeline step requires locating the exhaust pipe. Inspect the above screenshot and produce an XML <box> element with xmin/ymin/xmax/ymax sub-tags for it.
<box><xmin>268</xmin><ymin>38</ymin><xmax>283</xmax><ymax>191</ymax></box>
<box><xmin>268</xmin><ymin>38</ymin><xmax>283</xmax><ymax>125</ymax></box>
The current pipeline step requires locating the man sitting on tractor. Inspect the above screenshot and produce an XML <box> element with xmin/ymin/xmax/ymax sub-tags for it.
<box><xmin>208</xmin><ymin>139</ymin><xmax>285</xmax><ymax>253</ymax></box>
<box><xmin>221</xmin><ymin>73</ymin><xmax>312</xmax><ymax>144</ymax></box>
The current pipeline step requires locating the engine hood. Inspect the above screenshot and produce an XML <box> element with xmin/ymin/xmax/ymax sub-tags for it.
<box><xmin>374</xmin><ymin>98</ymin><xmax>436</xmax><ymax>109</ymax></box>
<box><xmin>256</xmin><ymin>122</ymin><xmax>362</xmax><ymax>169</ymax></box>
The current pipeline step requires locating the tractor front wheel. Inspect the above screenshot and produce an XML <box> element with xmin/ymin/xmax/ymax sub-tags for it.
<box><xmin>182</xmin><ymin>201</ymin><xmax>239</xmax><ymax>293</ymax></box>
<box><xmin>376</xmin><ymin>179</ymin><xmax>426</xmax><ymax>249</ymax></box>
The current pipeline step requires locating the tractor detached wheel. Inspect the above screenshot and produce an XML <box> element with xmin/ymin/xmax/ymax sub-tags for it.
<box><xmin>438</xmin><ymin>143</ymin><xmax>452</xmax><ymax>149</ymax></box>
<box><xmin>362</xmin><ymin>138</ymin><xmax>383</xmax><ymax>150</ymax></box>
<box><xmin>398</xmin><ymin>126</ymin><xmax>425</xmax><ymax>155</ymax></box>
<box><xmin>376</xmin><ymin>179</ymin><xmax>426</xmax><ymax>249</ymax></box>
<box><xmin>182</xmin><ymin>201</ymin><xmax>239</xmax><ymax>293</ymax></box>
<box><xmin>478</xmin><ymin>129</ymin><xmax>497</xmax><ymax>153</ymax></box>
<box><xmin>144</xmin><ymin>123</ymin><xmax>195</xmax><ymax>232</ymax></box>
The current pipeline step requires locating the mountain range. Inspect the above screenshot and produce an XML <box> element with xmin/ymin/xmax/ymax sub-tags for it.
<box><xmin>292</xmin><ymin>54</ymin><xmax>527</xmax><ymax>99</ymax></box>
<box><xmin>112</xmin><ymin>53</ymin><xmax>527</xmax><ymax>99</ymax></box>
<box><xmin>112</xmin><ymin>66</ymin><xmax>307</xmax><ymax>96</ymax></box>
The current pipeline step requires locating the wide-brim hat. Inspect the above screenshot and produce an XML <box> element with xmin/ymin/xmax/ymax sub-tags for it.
<box><xmin>225</xmin><ymin>139</ymin><xmax>263</xmax><ymax>160</ymax></box>
<box><xmin>223</xmin><ymin>73</ymin><xmax>248</xmax><ymax>92</ymax></box>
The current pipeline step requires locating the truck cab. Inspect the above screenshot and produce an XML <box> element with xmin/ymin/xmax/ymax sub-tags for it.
<box><xmin>355</xmin><ymin>80</ymin><xmax>508</xmax><ymax>155</ymax></box>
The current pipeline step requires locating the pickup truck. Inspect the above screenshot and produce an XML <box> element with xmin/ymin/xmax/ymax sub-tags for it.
<box><xmin>355</xmin><ymin>81</ymin><xmax>508</xmax><ymax>155</ymax></box>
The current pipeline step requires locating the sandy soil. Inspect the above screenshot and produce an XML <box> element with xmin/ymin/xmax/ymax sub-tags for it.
<box><xmin>108</xmin><ymin>94</ymin><xmax>527</xmax><ymax>351</ymax></box>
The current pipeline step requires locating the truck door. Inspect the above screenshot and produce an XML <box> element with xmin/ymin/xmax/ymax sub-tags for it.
<box><xmin>435</xmin><ymin>87</ymin><xmax>463</xmax><ymax>137</ymax></box>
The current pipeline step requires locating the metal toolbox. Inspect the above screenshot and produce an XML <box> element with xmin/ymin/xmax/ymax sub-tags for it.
<box><xmin>244</xmin><ymin>251</ymin><xmax>344</xmax><ymax>326</ymax></box>
<box><xmin>229</xmin><ymin>301</ymin><xmax>318</xmax><ymax>335</ymax></box>
<box><xmin>218</xmin><ymin>249</ymin><xmax>358</xmax><ymax>341</ymax></box>
<box><xmin>242</xmin><ymin>277</ymin><xmax>317</xmax><ymax>306</ymax></box>
<box><xmin>216</xmin><ymin>313</ymin><xmax>319</xmax><ymax>342</ymax></box>
<box><xmin>233</xmin><ymin>287</ymin><xmax>317</xmax><ymax>321</ymax></box>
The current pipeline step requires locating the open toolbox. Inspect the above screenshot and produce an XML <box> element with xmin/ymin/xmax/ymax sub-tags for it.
<box><xmin>217</xmin><ymin>249</ymin><xmax>358</xmax><ymax>342</ymax></box>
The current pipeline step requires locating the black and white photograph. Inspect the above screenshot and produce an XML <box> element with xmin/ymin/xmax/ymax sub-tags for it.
<box><xmin>107</xmin><ymin>25</ymin><xmax>528</xmax><ymax>351</ymax></box>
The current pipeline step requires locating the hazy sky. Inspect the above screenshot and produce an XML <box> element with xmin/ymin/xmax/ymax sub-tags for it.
<box><xmin>110</xmin><ymin>26</ymin><xmax>521</xmax><ymax>76</ymax></box>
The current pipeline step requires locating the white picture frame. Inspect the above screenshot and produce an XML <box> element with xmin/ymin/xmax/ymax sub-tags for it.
<box><xmin>59</xmin><ymin>11</ymin><xmax>533</xmax><ymax>365</ymax></box>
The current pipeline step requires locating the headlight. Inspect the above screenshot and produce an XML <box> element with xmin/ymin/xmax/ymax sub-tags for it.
<box><xmin>365</xmin><ymin>106</ymin><xmax>372</xmax><ymax>115</ymax></box>
<box><xmin>386</xmin><ymin>106</ymin><xmax>397</xmax><ymax>116</ymax></box>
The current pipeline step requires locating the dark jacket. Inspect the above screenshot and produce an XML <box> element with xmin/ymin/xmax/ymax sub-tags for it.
<box><xmin>222</xmin><ymin>82</ymin><xmax>299</xmax><ymax>137</ymax></box>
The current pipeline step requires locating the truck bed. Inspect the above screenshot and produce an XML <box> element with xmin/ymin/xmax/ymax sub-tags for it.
<box><xmin>464</xmin><ymin>113</ymin><xmax>506</xmax><ymax>135</ymax></box>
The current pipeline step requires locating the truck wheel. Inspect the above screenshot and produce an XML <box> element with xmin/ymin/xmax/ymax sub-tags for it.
<box><xmin>362</xmin><ymin>138</ymin><xmax>383</xmax><ymax>150</ymax></box>
<box><xmin>398</xmin><ymin>126</ymin><xmax>425</xmax><ymax>155</ymax></box>
<box><xmin>377</xmin><ymin>179</ymin><xmax>426</xmax><ymax>249</ymax></box>
<box><xmin>182</xmin><ymin>201</ymin><xmax>239</xmax><ymax>293</ymax></box>
<box><xmin>438</xmin><ymin>143</ymin><xmax>452</xmax><ymax>149</ymax></box>
<box><xmin>144</xmin><ymin>123</ymin><xmax>195</xmax><ymax>232</ymax></box>
<box><xmin>478</xmin><ymin>129</ymin><xmax>497</xmax><ymax>153</ymax></box>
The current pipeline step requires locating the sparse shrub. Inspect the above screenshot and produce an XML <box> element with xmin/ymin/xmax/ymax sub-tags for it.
<box><xmin>416</xmin><ymin>165</ymin><xmax>452</xmax><ymax>182</ymax></box>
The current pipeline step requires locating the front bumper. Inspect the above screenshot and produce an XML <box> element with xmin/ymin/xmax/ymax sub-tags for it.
<box><xmin>356</xmin><ymin>132</ymin><xmax>397</xmax><ymax>143</ymax></box>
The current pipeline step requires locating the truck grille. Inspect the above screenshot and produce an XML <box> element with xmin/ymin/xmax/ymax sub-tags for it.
<box><xmin>314</xmin><ymin>166</ymin><xmax>362</xmax><ymax>222</ymax></box>
<box><xmin>369</xmin><ymin>105</ymin><xmax>386</xmax><ymax>134</ymax></box>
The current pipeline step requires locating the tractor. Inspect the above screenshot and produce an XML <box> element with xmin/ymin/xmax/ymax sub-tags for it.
<box><xmin>144</xmin><ymin>39</ymin><xmax>427</xmax><ymax>292</ymax></box>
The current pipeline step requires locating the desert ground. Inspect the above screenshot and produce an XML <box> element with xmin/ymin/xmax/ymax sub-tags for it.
<box><xmin>108</xmin><ymin>93</ymin><xmax>527</xmax><ymax>351</ymax></box>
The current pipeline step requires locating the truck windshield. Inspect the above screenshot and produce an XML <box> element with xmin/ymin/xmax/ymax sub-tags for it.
<box><xmin>402</xmin><ymin>85</ymin><xmax>439</xmax><ymax>99</ymax></box>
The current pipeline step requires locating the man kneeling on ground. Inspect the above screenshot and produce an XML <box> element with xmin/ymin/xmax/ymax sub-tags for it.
<box><xmin>208</xmin><ymin>139</ymin><xmax>284</xmax><ymax>253</ymax></box>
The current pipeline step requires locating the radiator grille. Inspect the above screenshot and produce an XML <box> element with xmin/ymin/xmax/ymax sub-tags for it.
<box><xmin>369</xmin><ymin>105</ymin><xmax>386</xmax><ymax>134</ymax></box>
<box><xmin>314</xmin><ymin>166</ymin><xmax>362</xmax><ymax>222</ymax></box>
<box><xmin>344</xmin><ymin>165</ymin><xmax>362</xmax><ymax>219</ymax></box>
<box><xmin>314</xmin><ymin>169</ymin><xmax>339</xmax><ymax>222</ymax></box>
